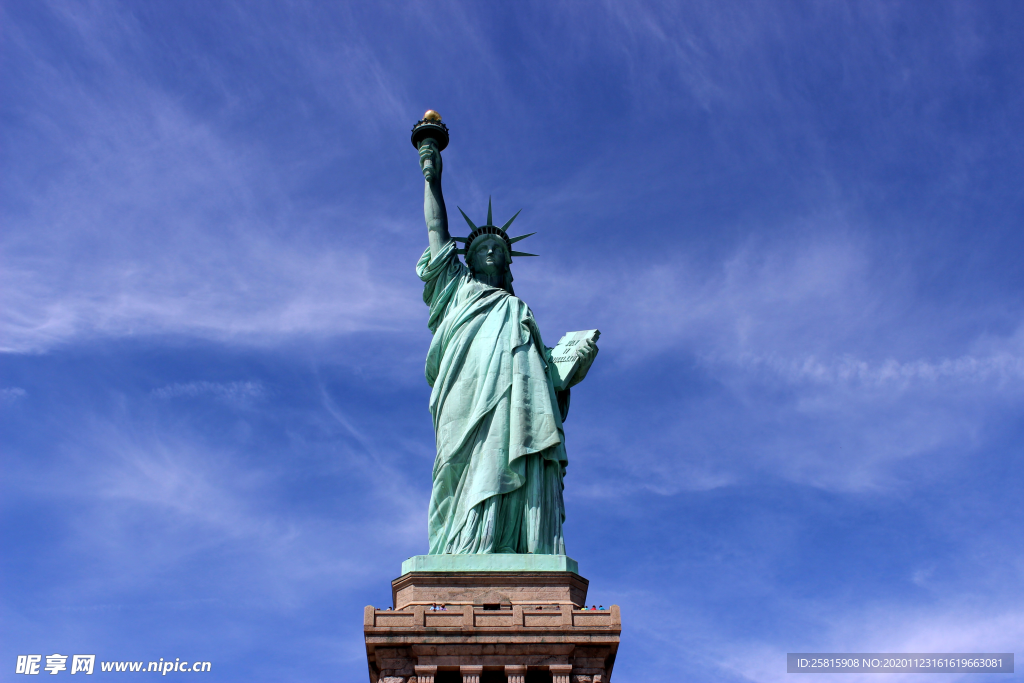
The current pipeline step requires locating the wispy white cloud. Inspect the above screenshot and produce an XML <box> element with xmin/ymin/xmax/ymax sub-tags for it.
<box><xmin>528</xmin><ymin>221</ymin><xmax>1024</xmax><ymax>390</ymax></box>
<box><xmin>717</xmin><ymin>603</ymin><xmax>1024</xmax><ymax>683</ymax></box>
<box><xmin>152</xmin><ymin>380</ymin><xmax>267</xmax><ymax>402</ymax></box>
<box><xmin>0</xmin><ymin>387</ymin><xmax>28</xmax><ymax>403</ymax></box>
<box><xmin>14</xmin><ymin>406</ymin><xmax>426</xmax><ymax>611</ymax></box>
<box><xmin>534</xmin><ymin>223</ymin><xmax>1024</xmax><ymax>496</ymax></box>
<box><xmin>734</xmin><ymin>351</ymin><xmax>1024</xmax><ymax>388</ymax></box>
<box><xmin>614</xmin><ymin>563</ymin><xmax>1024</xmax><ymax>683</ymax></box>
<box><xmin>1</xmin><ymin>1</ymin><xmax>424</xmax><ymax>354</ymax></box>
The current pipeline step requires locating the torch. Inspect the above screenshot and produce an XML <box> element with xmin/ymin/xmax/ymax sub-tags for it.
<box><xmin>411</xmin><ymin>110</ymin><xmax>449</xmax><ymax>179</ymax></box>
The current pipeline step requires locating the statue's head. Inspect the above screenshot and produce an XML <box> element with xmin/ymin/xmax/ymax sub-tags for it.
<box><xmin>467</xmin><ymin>235</ymin><xmax>509</xmax><ymax>278</ymax></box>
<box><xmin>454</xmin><ymin>199</ymin><xmax>537</xmax><ymax>294</ymax></box>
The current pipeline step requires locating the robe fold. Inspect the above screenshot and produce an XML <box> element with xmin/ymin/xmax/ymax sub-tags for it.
<box><xmin>417</xmin><ymin>241</ymin><xmax>569</xmax><ymax>555</ymax></box>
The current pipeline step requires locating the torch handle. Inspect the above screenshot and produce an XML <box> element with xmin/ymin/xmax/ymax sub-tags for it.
<box><xmin>419</xmin><ymin>137</ymin><xmax>440</xmax><ymax>181</ymax></box>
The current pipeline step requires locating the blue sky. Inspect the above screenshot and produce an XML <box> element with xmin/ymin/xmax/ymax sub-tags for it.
<box><xmin>2</xmin><ymin>1</ymin><xmax>1023</xmax><ymax>681</ymax></box>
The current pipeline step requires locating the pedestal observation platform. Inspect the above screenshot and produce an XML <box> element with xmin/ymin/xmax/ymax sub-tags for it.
<box><xmin>364</xmin><ymin>556</ymin><xmax>620</xmax><ymax>683</ymax></box>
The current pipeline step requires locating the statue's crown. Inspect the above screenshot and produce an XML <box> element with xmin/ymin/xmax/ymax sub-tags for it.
<box><xmin>453</xmin><ymin>198</ymin><xmax>537</xmax><ymax>259</ymax></box>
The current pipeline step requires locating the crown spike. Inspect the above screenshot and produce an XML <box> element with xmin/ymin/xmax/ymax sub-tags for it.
<box><xmin>451</xmin><ymin>236</ymin><xmax>467</xmax><ymax>243</ymax></box>
<box><xmin>510</xmin><ymin>251</ymin><xmax>538</xmax><ymax>257</ymax></box>
<box><xmin>487</xmin><ymin>197</ymin><xmax>493</xmax><ymax>226</ymax></box>
<box><xmin>509</xmin><ymin>231</ymin><xmax>535</xmax><ymax>244</ymax></box>
<box><xmin>499</xmin><ymin>209</ymin><xmax>522</xmax><ymax>233</ymax></box>
<box><xmin>457</xmin><ymin>207</ymin><xmax>478</xmax><ymax>231</ymax></box>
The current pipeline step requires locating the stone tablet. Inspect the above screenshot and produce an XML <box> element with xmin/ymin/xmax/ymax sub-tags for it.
<box><xmin>549</xmin><ymin>330</ymin><xmax>601</xmax><ymax>392</ymax></box>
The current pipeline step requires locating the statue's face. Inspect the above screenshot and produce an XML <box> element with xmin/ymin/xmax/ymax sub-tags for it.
<box><xmin>469</xmin><ymin>236</ymin><xmax>508</xmax><ymax>277</ymax></box>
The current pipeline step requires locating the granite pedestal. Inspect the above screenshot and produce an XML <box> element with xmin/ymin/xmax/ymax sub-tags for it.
<box><xmin>364</xmin><ymin>556</ymin><xmax>619</xmax><ymax>683</ymax></box>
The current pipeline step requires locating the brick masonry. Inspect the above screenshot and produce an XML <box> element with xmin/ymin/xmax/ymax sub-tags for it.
<box><xmin>364</xmin><ymin>571</ymin><xmax>620</xmax><ymax>682</ymax></box>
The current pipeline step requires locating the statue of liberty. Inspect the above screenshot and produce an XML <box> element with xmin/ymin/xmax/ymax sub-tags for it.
<box><xmin>413</xmin><ymin>112</ymin><xmax>598</xmax><ymax>556</ymax></box>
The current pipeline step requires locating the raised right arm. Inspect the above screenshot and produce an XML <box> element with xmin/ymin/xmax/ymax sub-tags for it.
<box><xmin>419</xmin><ymin>139</ymin><xmax>450</xmax><ymax>260</ymax></box>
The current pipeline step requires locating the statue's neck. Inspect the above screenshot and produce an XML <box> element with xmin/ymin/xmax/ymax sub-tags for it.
<box><xmin>473</xmin><ymin>271</ymin><xmax>506</xmax><ymax>290</ymax></box>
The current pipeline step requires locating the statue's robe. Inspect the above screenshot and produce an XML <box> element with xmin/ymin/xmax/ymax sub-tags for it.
<box><xmin>418</xmin><ymin>241</ymin><xmax>569</xmax><ymax>555</ymax></box>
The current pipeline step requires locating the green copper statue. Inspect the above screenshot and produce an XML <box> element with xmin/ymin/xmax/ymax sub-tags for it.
<box><xmin>412</xmin><ymin>111</ymin><xmax>598</xmax><ymax>556</ymax></box>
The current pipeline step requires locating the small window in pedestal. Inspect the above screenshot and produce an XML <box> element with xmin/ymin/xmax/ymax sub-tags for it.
<box><xmin>481</xmin><ymin>670</ymin><xmax>508</xmax><ymax>683</ymax></box>
<box><xmin>525</xmin><ymin>670</ymin><xmax>553</xmax><ymax>683</ymax></box>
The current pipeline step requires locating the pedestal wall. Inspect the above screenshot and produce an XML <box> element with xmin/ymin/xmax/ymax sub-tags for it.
<box><xmin>364</xmin><ymin>564</ymin><xmax>619</xmax><ymax>683</ymax></box>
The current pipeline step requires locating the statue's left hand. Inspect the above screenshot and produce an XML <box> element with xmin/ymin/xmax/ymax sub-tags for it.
<box><xmin>569</xmin><ymin>340</ymin><xmax>599</xmax><ymax>388</ymax></box>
